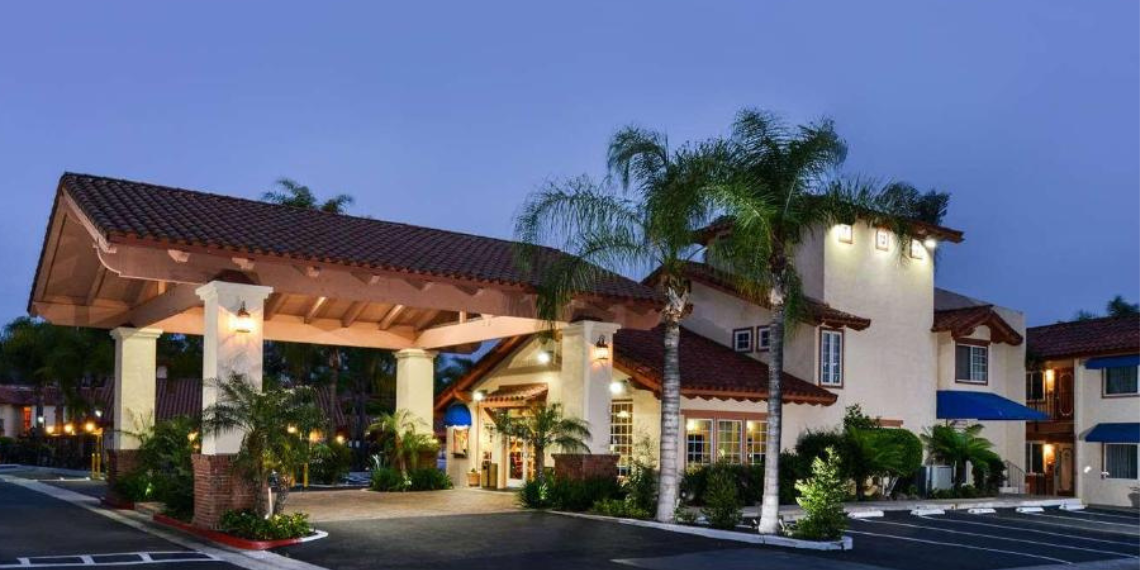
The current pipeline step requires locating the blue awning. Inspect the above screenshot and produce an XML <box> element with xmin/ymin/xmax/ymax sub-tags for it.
<box><xmin>1085</xmin><ymin>355</ymin><xmax>1140</xmax><ymax>370</ymax></box>
<box><xmin>936</xmin><ymin>390</ymin><xmax>1049</xmax><ymax>421</ymax></box>
<box><xmin>443</xmin><ymin>403</ymin><xmax>472</xmax><ymax>427</ymax></box>
<box><xmin>1084</xmin><ymin>423</ymin><xmax>1140</xmax><ymax>443</ymax></box>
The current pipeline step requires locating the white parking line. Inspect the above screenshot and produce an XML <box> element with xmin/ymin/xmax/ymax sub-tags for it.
<box><xmin>0</xmin><ymin>552</ymin><xmax>218</xmax><ymax>568</ymax></box>
<box><xmin>1062</xmin><ymin>510</ymin><xmax>1140</xmax><ymax>522</ymax></box>
<box><xmin>1027</xmin><ymin>512</ymin><xmax>1140</xmax><ymax>528</ymax></box>
<box><xmin>986</xmin><ymin>513</ymin><xmax>1140</xmax><ymax>535</ymax></box>
<box><xmin>843</xmin><ymin>529</ymin><xmax>1071</xmax><ymax>565</ymax></box>
<box><xmin>923</xmin><ymin>515</ymin><xmax>1139</xmax><ymax>547</ymax></box>
<box><xmin>856</xmin><ymin>519</ymin><xmax>1137</xmax><ymax>559</ymax></box>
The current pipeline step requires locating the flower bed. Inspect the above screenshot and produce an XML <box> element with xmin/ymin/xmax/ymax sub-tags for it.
<box><xmin>153</xmin><ymin>513</ymin><xmax>327</xmax><ymax>551</ymax></box>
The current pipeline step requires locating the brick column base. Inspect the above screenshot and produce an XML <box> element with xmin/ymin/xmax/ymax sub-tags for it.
<box><xmin>191</xmin><ymin>454</ymin><xmax>257</xmax><ymax>530</ymax></box>
<box><xmin>105</xmin><ymin>449</ymin><xmax>141</xmax><ymax>506</ymax></box>
<box><xmin>553</xmin><ymin>453</ymin><xmax>619</xmax><ymax>481</ymax></box>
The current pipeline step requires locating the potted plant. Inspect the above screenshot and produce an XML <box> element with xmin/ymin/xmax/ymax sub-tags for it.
<box><xmin>466</xmin><ymin>468</ymin><xmax>480</xmax><ymax>487</ymax></box>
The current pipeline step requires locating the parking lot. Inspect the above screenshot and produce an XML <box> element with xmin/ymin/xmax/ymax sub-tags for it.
<box><xmin>805</xmin><ymin>506</ymin><xmax>1140</xmax><ymax>570</ymax></box>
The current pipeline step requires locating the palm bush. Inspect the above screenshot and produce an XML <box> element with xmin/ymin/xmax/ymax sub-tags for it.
<box><xmin>201</xmin><ymin>374</ymin><xmax>323</xmax><ymax>516</ymax></box>
<box><xmin>369</xmin><ymin>409</ymin><xmax>434</xmax><ymax>480</ymax></box>
<box><xmin>309</xmin><ymin>440</ymin><xmax>352</xmax><ymax>485</ymax></box>
<box><xmin>491</xmin><ymin>403</ymin><xmax>590</xmax><ymax>485</ymax></box>
<box><xmin>921</xmin><ymin>424</ymin><xmax>999</xmax><ymax>490</ymax></box>
<box><xmin>136</xmin><ymin>416</ymin><xmax>199</xmax><ymax>518</ymax></box>
<box><xmin>793</xmin><ymin>447</ymin><xmax>848</xmax><ymax>541</ymax></box>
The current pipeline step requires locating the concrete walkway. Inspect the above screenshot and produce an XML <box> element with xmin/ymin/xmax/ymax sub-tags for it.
<box><xmin>285</xmin><ymin>487</ymin><xmax>520</xmax><ymax>522</ymax></box>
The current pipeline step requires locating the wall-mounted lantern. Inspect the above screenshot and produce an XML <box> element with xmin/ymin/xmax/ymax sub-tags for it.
<box><xmin>1044</xmin><ymin>369</ymin><xmax>1056</xmax><ymax>391</ymax></box>
<box><xmin>233</xmin><ymin>302</ymin><xmax>254</xmax><ymax>334</ymax></box>
<box><xmin>472</xmin><ymin>389</ymin><xmax>486</xmax><ymax>402</ymax></box>
<box><xmin>536</xmin><ymin>349</ymin><xmax>552</xmax><ymax>365</ymax></box>
<box><xmin>609</xmin><ymin>378</ymin><xmax>628</xmax><ymax>395</ymax></box>
<box><xmin>836</xmin><ymin>224</ymin><xmax>853</xmax><ymax>244</ymax></box>
<box><xmin>593</xmin><ymin>336</ymin><xmax>610</xmax><ymax>361</ymax></box>
<box><xmin>923</xmin><ymin>237</ymin><xmax>938</xmax><ymax>250</ymax></box>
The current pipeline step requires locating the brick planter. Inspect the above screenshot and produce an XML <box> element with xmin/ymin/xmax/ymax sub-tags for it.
<box><xmin>191</xmin><ymin>454</ymin><xmax>258</xmax><ymax>530</ymax></box>
<box><xmin>104</xmin><ymin>449</ymin><xmax>141</xmax><ymax>507</ymax></box>
<box><xmin>553</xmin><ymin>454</ymin><xmax>619</xmax><ymax>481</ymax></box>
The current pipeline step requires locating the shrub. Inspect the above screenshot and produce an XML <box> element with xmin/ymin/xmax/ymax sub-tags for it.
<box><xmin>623</xmin><ymin>462</ymin><xmax>657</xmax><ymax>514</ymax></box>
<box><xmin>219</xmin><ymin>509</ymin><xmax>312</xmax><ymax>541</ymax></box>
<box><xmin>680</xmin><ymin>462</ymin><xmax>764</xmax><ymax>506</ymax></box>
<box><xmin>407</xmin><ymin>467</ymin><xmax>452</xmax><ymax>491</ymax></box>
<box><xmin>309</xmin><ymin>441</ymin><xmax>352</xmax><ymax>485</ymax></box>
<box><xmin>137</xmin><ymin>416</ymin><xmax>198</xmax><ymax>518</ymax></box>
<box><xmin>702</xmin><ymin>464</ymin><xmax>743</xmax><ymax>530</ymax></box>
<box><xmin>778</xmin><ymin>451</ymin><xmax>800</xmax><ymax>505</ymax></box>
<box><xmin>548</xmin><ymin>476</ymin><xmax>622</xmax><ymax>512</ymax></box>
<box><xmin>591</xmin><ymin>497</ymin><xmax>651</xmax><ymax>520</ymax></box>
<box><xmin>673</xmin><ymin>504</ymin><xmax>698</xmax><ymax>524</ymax></box>
<box><xmin>793</xmin><ymin>447</ymin><xmax>847</xmax><ymax>541</ymax></box>
<box><xmin>113</xmin><ymin>471</ymin><xmax>152</xmax><ymax>503</ymax></box>
<box><xmin>370</xmin><ymin>466</ymin><xmax>407</xmax><ymax>492</ymax></box>
<box><xmin>518</xmin><ymin>479</ymin><xmax>551</xmax><ymax>509</ymax></box>
<box><xmin>972</xmin><ymin>454</ymin><xmax>1005</xmax><ymax>495</ymax></box>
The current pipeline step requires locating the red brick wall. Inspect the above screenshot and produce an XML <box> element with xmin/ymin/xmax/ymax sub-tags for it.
<box><xmin>552</xmin><ymin>454</ymin><xmax>619</xmax><ymax>481</ymax></box>
<box><xmin>105</xmin><ymin>449</ymin><xmax>140</xmax><ymax>505</ymax></box>
<box><xmin>191</xmin><ymin>454</ymin><xmax>258</xmax><ymax>529</ymax></box>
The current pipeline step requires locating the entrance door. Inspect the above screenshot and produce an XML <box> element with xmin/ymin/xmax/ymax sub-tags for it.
<box><xmin>1057</xmin><ymin>444</ymin><xmax>1075</xmax><ymax>495</ymax></box>
<box><xmin>506</xmin><ymin>436</ymin><xmax>529</xmax><ymax>488</ymax></box>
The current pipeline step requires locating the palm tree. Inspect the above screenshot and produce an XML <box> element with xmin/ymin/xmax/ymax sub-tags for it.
<box><xmin>707</xmin><ymin>109</ymin><xmax>937</xmax><ymax>534</ymax></box>
<box><xmin>1106</xmin><ymin>295</ymin><xmax>1138</xmax><ymax>318</ymax></box>
<box><xmin>262</xmin><ymin>178</ymin><xmax>354</xmax><ymax>214</ymax></box>
<box><xmin>200</xmin><ymin>374</ymin><xmax>323</xmax><ymax>516</ymax></box>
<box><xmin>921</xmin><ymin>424</ymin><xmax>999</xmax><ymax>490</ymax></box>
<box><xmin>492</xmin><ymin>402</ymin><xmax>591</xmax><ymax>485</ymax></box>
<box><xmin>514</xmin><ymin>126</ymin><xmax>723</xmax><ymax>521</ymax></box>
<box><xmin>369</xmin><ymin>409</ymin><xmax>427</xmax><ymax>480</ymax></box>
<box><xmin>342</xmin><ymin>348</ymin><xmax>396</xmax><ymax>469</ymax></box>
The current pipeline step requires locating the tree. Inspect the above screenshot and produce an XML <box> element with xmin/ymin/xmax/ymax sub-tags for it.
<box><xmin>514</xmin><ymin>126</ymin><xmax>723</xmax><ymax>521</ymax></box>
<box><xmin>1106</xmin><ymin>295</ymin><xmax>1139</xmax><ymax>317</ymax></box>
<box><xmin>369</xmin><ymin>409</ymin><xmax>428</xmax><ymax>480</ymax></box>
<box><xmin>200</xmin><ymin>374</ymin><xmax>323</xmax><ymax>516</ymax></box>
<box><xmin>342</xmin><ymin>348</ymin><xmax>396</xmax><ymax>469</ymax></box>
<box><xmin>435</xmin><ymin>356</ymin><xmax>474</xmax><ymax>395</ymax></box>
<box><xmin>492</xmin><ymin>402</ymin><xmax>591</xmax><ymax>485</ymax></box>
<box><xmin>920</xmin><ymin>423</ymin><xmax>998</xmax><ymax>490</ymax></box>
<box><xmin>262</xmin><ymin>178</ymin><xmax>354</xmax><ymax>214</ymax></box>
<box><xmin>707</xmin><ymin>109</ymin><xmax>934</xmax><ymax>534</ymax></box>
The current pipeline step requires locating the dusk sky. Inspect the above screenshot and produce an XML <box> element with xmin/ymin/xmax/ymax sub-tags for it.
<box><xmin>1</xmin><ymin>1</ymin><xmax>1136</xmax><ymax>327</ymax></box>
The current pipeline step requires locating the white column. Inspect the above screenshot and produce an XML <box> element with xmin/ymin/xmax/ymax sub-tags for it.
<box><xmin>395</xmin><ymin>348</ymin><xmax>436</xmax><ymax>430</ymax></box>
<box><xmin>110</xmin><ymin>327</ymin><xmax>162</xmax><ymax>450</ymax></box>
<box><xmin>196</xmin><ymin>280</ymin><xmax>273</xmax><ymax>455</ymax></box>
<box><xmin>559</xmin><ymin>320</ymin><xmax>620</xmax><ymax>454</ymax></box>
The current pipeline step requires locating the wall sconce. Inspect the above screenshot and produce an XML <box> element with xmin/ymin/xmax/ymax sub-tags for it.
<box><xmin>609</xmin><ymin>379</ymin><xmax>628</xmax><ymax>395</ymax></box>
<box><xmin>875</xmin><ymin>229</ymin><xmax>890</xmax><ymax>251</ymax></box>
<box><xmin>472</xmin><ymin>390</ymin><xmax>486</xmax><ymax>402</ymax></box>
<box><xmin>1044</xmin><ymin>369</ymin><xmax>1056</xmax><ymax>391</ymax></box>
<box><xmin>909</xmin><ymin>240</ymin><xmax>925</xmax><ymax>259</ymax></box>
<box><xmin>593</xmin><ymin>336</ymin><xmax>610</xmax><ymax>361</ymax></box>
<box><xmin>233</xmin><ymin>302</ymin><xmax>254</xmax><ymax>334</ymax></box>
<box><xmin>536</xmin><ymin>349</ymin><xmax>552</xmax><ymax>365</ymax></box>
<box><xmin>923</xmin><ymin>237</ymin><xmax>938</xmax><ymax>250</ymax></box>
<box><xmin>836</xmin><ymin>224</ymin><xmax>853</xmax><ymax>244</ymax></box>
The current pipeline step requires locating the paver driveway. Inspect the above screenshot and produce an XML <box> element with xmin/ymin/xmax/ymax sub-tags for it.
<box><xmin>284</xmin><ymin>487</ymin><xmax>519</xmax><ymax>522</ymax></box>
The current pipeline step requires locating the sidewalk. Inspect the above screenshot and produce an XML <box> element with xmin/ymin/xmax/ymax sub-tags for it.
<box><xmin>750</xmin><ymin>494</ymin><xmax>1084</xmax><ymax>520</ymax></box>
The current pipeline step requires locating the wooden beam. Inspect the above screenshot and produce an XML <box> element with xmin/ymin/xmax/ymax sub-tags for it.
<box><xmin>304</xmin><ymin>296</ymin><xmax>328</xmax><ymax>324</ymax></box>
<box><xmin>414</xmin><ymin>316</ymin><xmax>558</xmax><ymax>349</ymax></box>
<box><xmin>414</xmin><ymin>309</ymin><xmax>440</xmax><ymax>330</ymax></box>
<box><xmin>134</xmin><ymin>281</ymin><xmax>155</xmax><ymax>305</ymax></box>
<box><xmin>341</xmin><ymin>301</ymin><xmax>368</xmax><ymax>328</ymax></box>
<box><xmin>378</xmin><ymin>304</ymin><xmax>405</xmax><ymax>330</ymax></box>
<box><xmin>127</xmin><ymin>283</ymin><xmax>202</xmax><ymax>328</ymax></box>
<box><xmin>264</xmin><ymin>292</ymin><xmax>287</xmax><ymax>321</ymax></box>
<box><xmin>167</xmin><ymin>249</ymin><xmax>190</xmax><ymax>263</ymax></box>
<box><xmin>85</xmin><ymin>266</ymin><xmax>108</xmax><ymax>306</ymax></box>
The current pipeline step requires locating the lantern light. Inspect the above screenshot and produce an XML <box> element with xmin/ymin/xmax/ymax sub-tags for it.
<box><xmin>472</xmin><ymin>390</ymin><xmax>486</xmax><ymax>402</ymax></box>
<box><xmin>923</xmin><ymin>237</ymin><xmax>938</xmax><ymax>250</ymax></box>
<box><xmin>45</xmin><ymin>425</ymin><xmax>55</xmax><ymax>435</ymax></box>
<box><xmin>63</xmin><ymin>423</ymin><xmax>74</xmax><ymax>434</ymax></box>
<box><xmin>536</xmin><ymin>350</ymin><xmax>552</xmax><ymax>365</ymax></box>
<box><xmin>188</xmin><ymin>431</ymin><xmax>199</xmax><ymax>442</ymax></box>
<box><xmin>593</xmin><ymin>336</ymin><xmax>610</xmax><ymax>361</ymax></box>
<box><xmin>233</xmin><ymin>302</ymin><xmax>254</xmax><ymax>333</ymax></box>
<box><xmin>335</xmin><ymin>434</ymin><xmax>346</xmax><ymax>444</ymax></box>
<box><xmin>84</xmin><ymin>421</ymin><xmax>96</xmax><ymax>433</ymax></box>
<box><xmin>609</xmin><ymin>379</ymin><xmax>626</xmax><ymax>395</ymax></box>
<box><xmin>836</xmin><ymin>224</ymin><xmax>853</xmax><ymax>244</ymax></box>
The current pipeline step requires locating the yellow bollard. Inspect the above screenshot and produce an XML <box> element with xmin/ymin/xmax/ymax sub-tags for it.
<box><xmin>303</xmin><ymin>463</ymin><xmax>309</xmax><ymax>489</ymax></box>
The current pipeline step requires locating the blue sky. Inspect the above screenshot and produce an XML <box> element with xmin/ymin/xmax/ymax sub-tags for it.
<box><xmin>0</xmin><ymin>1</ymin><xmax>1136</xmax><ymax>326</ymax></box>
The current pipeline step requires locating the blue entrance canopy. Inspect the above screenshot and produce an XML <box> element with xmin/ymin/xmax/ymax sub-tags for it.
<box><xmin>1085</xmin><ymin>355</ymin><xmax>1140</xmax><ymax>370</ymax></box>
<box><xmin>936</xmin><ymin>390</ymin><xmax>1049</xmax><ymax>421</ymax></box>
<box><xmin>443</xmin><ymin>403</ymin><xmax>472</xmax><ymax>427</ymax></box>
<box><xmin>1084</xmin><ymin>423</ymin><xmax>1140</xmax><ymax>443</ymax></box>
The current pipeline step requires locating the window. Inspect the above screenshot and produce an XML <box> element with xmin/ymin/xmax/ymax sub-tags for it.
<box><xmin>1026</xmin><ymin>442</ymin><xmax>1045</xmax><ymax>474</ymax></box>
<box><xmin>732</xmin><ymin>328</ymin><xmax>753</xmax><ymax>353</ymax></box>
<box><xmin>1026</xmin><ymin>372</ymin><xmax>1045</xmax><ymax>402</ymax></box>
<box><xmin>1104</xmin><ymin>444</ymin><xmax>1138</xmax><ymax>479</ymax></box>
<box><xmin>756</xmin><ymin>326</ymin><xmax>771</xmax><ymax>352</ymax></box>
<box><xmin>1104</xmin><ymin>366</ymin><xmax>1139</xmax><ymax>396</ymax></box>
<box><xmin>685</xmin><ymin>419</ymin><xmax>712</xmax><ymax>467</ymax></box>
<box><xmin>819</xmin><ymin>329</ymin><xmax>843</xmax><ymax>386</ymax></box>
<box><xmin>716</xmin><ymin>420</ymin><xmax>742</xmax><ymax>464</ymax></box>
<box><xmin>610</xmin><ymin>401</ymin><xmax>633</xmax><ymax>476</ymax></box>
<box><xmin>955</xmin><ymin>344</ymin><xmax>989</xmax><ymax>384</ymax></box>
<box><xmin>745</xmin><ymin>420</ymin><xmax>767</xmax><ymax>464</ymax></box>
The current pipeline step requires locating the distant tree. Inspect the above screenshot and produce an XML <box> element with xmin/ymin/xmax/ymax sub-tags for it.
<box><xmin>435</xmin><ymin>356</ymin><xmax>475</xmax><ymax>394</ymax></box>
<box><xmin>262</xmin><ymin>178</ymin><xmax>354</xmax><ymax>214</ymax></box>
<box><xmin>1106</xmin><ymin>295</ymin><xmax>1139</xmax><ymax>317</ymax></box>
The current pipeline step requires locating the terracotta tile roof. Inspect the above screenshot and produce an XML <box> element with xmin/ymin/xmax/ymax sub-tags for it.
<box><xmin>1027</xmin><ymin>315</ymin><xmax>1140</xmax><ymax>360</ymax></box>
<box><xmin>482</xmin><ymin>383</ymin><xmax>548</xmax><ymax>405</ymax></box>
<box><xmin>59</xmin><ymin>173</ymin><xmax>661</xmax><ymax>304</ymax></box>
<box><xmin>932</xmin><ymin>305</ymin><xmax>1023</xmax><ymax>345</ymax></box>
<box><xmin>613</xmin><ymin>325</ymin><xmax>837</xmax><ymax>405</ymax></box>
<box><xmin>673</xmin><ymin>262</ymin><xmax>871</xmax><ymax>330</ymax></box>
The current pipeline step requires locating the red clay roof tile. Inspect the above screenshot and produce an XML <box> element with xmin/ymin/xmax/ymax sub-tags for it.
<box><xmin>1027</xmin><ymin>315</ymin><xmax>1140</xmax><ymax>360</ymax></box>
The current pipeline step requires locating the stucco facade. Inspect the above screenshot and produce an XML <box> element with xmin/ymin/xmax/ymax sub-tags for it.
<box><xmin>1074</xmin><ymin>357</ymin><xmax>1139</xmax><ymax>507</ymax></box>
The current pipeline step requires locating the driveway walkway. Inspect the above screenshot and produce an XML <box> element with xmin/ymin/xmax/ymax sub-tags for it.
<box><xmin>284</xmin><ymin>487</ymin><xmax>519</xmax><ymax>522</ymax></box>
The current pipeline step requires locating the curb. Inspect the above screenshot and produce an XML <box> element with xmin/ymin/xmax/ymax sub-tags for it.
<box><xmin>153</xmin><ymin>514</ymin><xmax>328</xmax><ymax>551</ymax></box>
<box><xmin>550</xmin><ymin>511</ymin><xmax>852</xmax><ymax>551</ymax></box>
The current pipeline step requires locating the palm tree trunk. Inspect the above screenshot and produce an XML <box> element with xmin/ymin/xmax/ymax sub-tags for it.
<box><xmin>534</xmin><ymin>441</ymin><xmax>545</xmax><ymax>485</ymax></box>
<box><xmin>758</xmin><ymin>287</ymin><xmax>786</xmax><ymax>535</ymax></box>
<box><xmin>654</xmin><ymin>295</ymin><xmax>684</xmax><ymax>522</ymax></box>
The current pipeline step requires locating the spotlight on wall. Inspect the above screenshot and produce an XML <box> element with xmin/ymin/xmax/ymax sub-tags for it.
<box><xmin>609</xmin><ymin>379</ymin><xmax>627</xmax><ymax>395</ymax></box>
<box><xmin>593</xmin><ymin>336</ymin><xmax>611</xmax><ymax>361</ymax></box>
<box><xmin>233</xmin><ymin>302</ymin><xmax>254</xmax><ymax>334</ymax></box>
